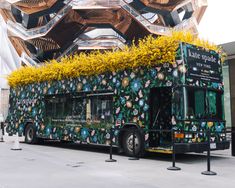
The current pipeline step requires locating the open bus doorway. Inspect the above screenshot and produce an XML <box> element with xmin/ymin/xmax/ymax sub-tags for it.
<box><xmin>149</xmin><ymin>87</ymin><xmax>172</xmax><ymax>148</ymax></box>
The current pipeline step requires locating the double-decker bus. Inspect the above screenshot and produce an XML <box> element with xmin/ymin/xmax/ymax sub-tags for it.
<box><xmin>6</xmin><ymin>42</ymin><xmax>229</xmax><ymax>156</ymax></box>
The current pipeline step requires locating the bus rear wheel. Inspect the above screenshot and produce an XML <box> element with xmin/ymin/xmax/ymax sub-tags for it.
<box><xmin>25</xmin><ymin>124</ymin><xmax>38</xmax><ymax>144</ymax></box>
<box><xmin>122</xmin><ymin>129</ymin><xmax>143</xmax><ymax>157</ymax></box>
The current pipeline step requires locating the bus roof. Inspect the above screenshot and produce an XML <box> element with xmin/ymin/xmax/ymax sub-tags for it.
<box><xmin>8</xmin><ymin>32</ymin><xmax>221</xmax><ymax>88</ymax></box>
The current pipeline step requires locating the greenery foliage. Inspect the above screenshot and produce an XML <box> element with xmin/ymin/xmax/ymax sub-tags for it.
<box><xmin>8</xmin><ymin>32</ymin><xmax>223</xmax><ymax>87</ymax></box>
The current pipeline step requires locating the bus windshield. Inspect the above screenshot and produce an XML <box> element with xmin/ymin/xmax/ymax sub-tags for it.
<box><xmin>186</xmin><ymin>88</ymin><xmax>223</xmax><ymax>120</ymax></box>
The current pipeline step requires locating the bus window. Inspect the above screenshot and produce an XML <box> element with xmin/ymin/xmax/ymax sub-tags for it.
<box><xmin>71</xmin><ymin>98</ymin><xmax>86</xmax><ymax>121</ymax></box>
<box><xmin>194</xmin><ymin>90</ymin><xmax>205</xmax><ymax>118</ymax></box>
<box><xmin>64</xmin><ymin>98</ymin><xmax>72</xmax><ymax>116</ymax></box>
<box><xmin>186</xmin><ymin>88</ymin><xmax>223</xmax><ymax>120</ymax></box>
<box><xmin>56</xmin><ymin>99</ymin><xmax>65</xmax><ymax>118</ymax></box>
<box><xmin>45</xmin><ymin>99</ymin><xmax>53</xmax><ymax>117</ymax></box>
<box><xmin>45</xmin><ymin>97</ymin><xmax>67</xmax><ymax>118</ymax></box>
<box><xmin>207</xmin><ymin>91</ymin><xmax>223</xmax><ymax>119</ymax></box>
<box><xmin>46</xmin><ymin>94</ymin><xmax>114</xmax><ymax>123</ymax></box>
<box><xmin>208</xmin><ymin>91</ymin><xmax>216</xmax><ymax>116</ymax></box>
<box><xmin>91</xmin><ymin>95</ymin><xmax>113</xmax><ymax>123</ymax></box>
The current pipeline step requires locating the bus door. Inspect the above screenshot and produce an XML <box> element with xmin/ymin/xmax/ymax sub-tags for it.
<box><xmin>149</xmin><ymin>87</ymin><xmax>172</xmax><ymax>147</ymax></box>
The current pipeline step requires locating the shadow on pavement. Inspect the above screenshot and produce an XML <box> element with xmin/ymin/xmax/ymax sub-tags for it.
<box><xmin>21</xmin><ymin>140</ymin><xmax>231</xmax><ymax>164</ymax></box>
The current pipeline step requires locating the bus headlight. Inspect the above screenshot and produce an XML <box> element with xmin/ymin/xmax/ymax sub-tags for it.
<box><xmin>185</xmin><ymin>134</ymin><xmax>193</xmax><ymax>138</ymax></box>
<box><xmin>219</xmin><ymin>133</ymin><xmax>226</xmax><ymax>137</ymax></box>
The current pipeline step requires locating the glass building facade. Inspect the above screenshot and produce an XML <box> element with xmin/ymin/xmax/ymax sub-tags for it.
<box><xmin>223</xmin><ymin>62</ymin><xmax>232</xmax><ymax>128</ymax></box>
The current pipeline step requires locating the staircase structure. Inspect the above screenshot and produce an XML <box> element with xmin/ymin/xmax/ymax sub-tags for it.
<box><xmin>0</xmin><ymin>0</ymin><xmax>208</xmax><ymax>66</ymax></box>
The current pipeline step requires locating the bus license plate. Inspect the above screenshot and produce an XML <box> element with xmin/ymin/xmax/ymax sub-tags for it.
<box><xmin>210</xmin><ymin>143</ymin><xmax>216</xmax><ymax>149</ymax></box>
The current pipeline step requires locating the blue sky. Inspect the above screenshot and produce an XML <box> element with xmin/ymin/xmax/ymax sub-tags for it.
<box><xmin>198</xmin><ymin>0</ymin><xmax>235</xmax><ymax>44</ymax></box>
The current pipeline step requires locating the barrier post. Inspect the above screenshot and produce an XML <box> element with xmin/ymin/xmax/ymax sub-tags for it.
<box><xmin>201</xmin><ymin>129</ymin><xmax>216</xmax><ymax>175</ymax></box>
<box><xmin>0</xmin><ymin>122</ymin><xmax>4</xmax><ymax>142</ymax></box>
<box><xmin>129</xmin><ymin>129</ymin><xmax>139</xmax><ymax>160</ymax></box>
<box><xmin>105</xmin><ymin>128</ymin><xmax>117</xmax><ymax>162</ymax></box>
<box><xmin>232</xmin><ymin>127</ymin><xmax>235</xmax><ymax>156</ymax></box>
<box><xmin>0</xmin><ymin>122</ymin><xmax>4</xmax><ymax>135</ymax></box>
<box><xmin>167</xmin><ymin>129</ymin><xmax>181</xmax><ymax>170</ymax></box>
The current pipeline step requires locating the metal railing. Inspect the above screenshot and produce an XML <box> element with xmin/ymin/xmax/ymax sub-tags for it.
<box><xmin>71</xmin><ymin>0</ymin><xmax>121</xmax><ymax>9</ymax></box>
<box><xmin>7</xmin><ymin>0</ymin><xmax>74</xmax><ymax>40</ymax></box>
<box><xmin>72</xmin><ymin>0</ymin><xmax>202</xmax><ymax>35</ymax></box>
<box><xmin>57</xmin><ymin>37</ymin><xmax>126</xmax><ymax>61</ymax></box>
<box><xmin>7</xmin><ymin>0</ymin><xmax>204</xmax><ymax>40</ymax></box>
<box><xmin>7</xmin><ymin>0</ymin><xmax>204</xmax><ymax>67</ymax></box>
<box><xmin>21</xmin><ymin>52</ymin><xmax>39</xmax><ymax>67</ymax></box>
<box><xmin>19</xmin><ymin>36</ymin><xmax>126</xmax><ymax>65</ymax></box>
<box><xmin>174</xmin><ymin>16</ymin><xmax>199</xmax><ymax>35</ymax></box>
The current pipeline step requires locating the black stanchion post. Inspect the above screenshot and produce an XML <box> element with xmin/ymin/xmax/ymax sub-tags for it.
<box><xmin>129</xmin><ymin>129</ymin><xmax>139</xmax><ymax>160</ymax></box>
<box><xmin>105</xmin><ymin>128</ymin><xmax>117</xmax><ymax>162</ymax></box>
<box><xmin>0</xmin><ymin>122</ymin><xmax>4</xmax><ymax>143</ymax></box>
<box><xmin>232</xmin><ymin>127</ymin><xmax>235</xmax><ymax>156</ymax></box>
<box><xmin>201</xmin><ymin>129</ymin><xmax>216</xmax><ymax>175</ymax></box>
<box><xmin>167</xmin><ymin>129</ymin><xmax>181</xmax><ymax>171</ymax></box>
<box><xmin>1</xmin><ymin>122</ymin><xmax>4</xmax><ymax>135</ymax></box>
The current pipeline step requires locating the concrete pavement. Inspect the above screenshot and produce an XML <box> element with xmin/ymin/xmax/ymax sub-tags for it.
<box><xmin>0</xmin><ymin>135</ymin><xmax>235</xmax><ymax>188</ymax></box>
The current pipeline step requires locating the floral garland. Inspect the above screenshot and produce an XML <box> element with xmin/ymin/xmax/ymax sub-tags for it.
<box><xmin>8</xmin><ymin>31</ymin><xmax>223</xmax><ymax>87</ymax></box>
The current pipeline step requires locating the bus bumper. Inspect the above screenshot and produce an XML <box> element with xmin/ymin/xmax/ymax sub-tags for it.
<box><xmin>175</xmin><ymin>141</ymin><xmax>230</xmax><ymax>154</ymax></box>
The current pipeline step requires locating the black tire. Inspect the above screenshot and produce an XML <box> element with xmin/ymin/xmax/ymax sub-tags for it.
<box><xmin>25</xmin><ymin>124</ymin><xmax>38</xmax><ymax>144</ymax></box>
<box><xmin>122</xmin><ymin>129</ymin><xmax>144</xmax><ymax>157</ymax></box>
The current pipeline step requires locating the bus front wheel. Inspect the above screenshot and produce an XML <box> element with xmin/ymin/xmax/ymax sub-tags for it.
<box><xmin>25</xmin><ymin>124</ymin><xmax>38</xmax><ymax>144</ymax></box>
<box><xmin>122</xmin><ymin>129</ymin><xmax>143</xmax><ymax>157</ymax></box>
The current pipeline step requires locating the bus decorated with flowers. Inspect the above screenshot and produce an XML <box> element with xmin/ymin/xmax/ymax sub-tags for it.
<box><xmin>6</xmin><ymin>33</ymin><xmax>229</xmax><ymax>155</ymax></box>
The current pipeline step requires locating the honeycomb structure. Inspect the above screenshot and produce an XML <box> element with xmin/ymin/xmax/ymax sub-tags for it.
<box><xmin>0</xmin><ymin>0</ymin><xmax>207</xmax><ymax>65</ymax></box>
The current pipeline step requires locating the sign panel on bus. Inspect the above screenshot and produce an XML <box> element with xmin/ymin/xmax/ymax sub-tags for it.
<box><xmin>184</xmin><ymin>44</ymin><xmax>221</xmax><ymax>83</ymax></box>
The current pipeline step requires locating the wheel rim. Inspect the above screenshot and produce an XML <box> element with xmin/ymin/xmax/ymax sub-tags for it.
<box><xmin>26</xmin><ymin>127</ymin><xmax>34</xmax><ymax>142</ymax></box>
<box><xmin>126</xmin><ymin>134</ymin><xmax>140</xmax><ymax>152</ymax></box>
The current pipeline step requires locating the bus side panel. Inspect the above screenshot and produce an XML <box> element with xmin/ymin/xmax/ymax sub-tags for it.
<box><xmin>6</xmin><ymin>46</ymin><xmax>184</xmax><ymax>146</ymax></box>
<box><xmin>6</xmin><ymin>84</ymin><xmax>45</xmax><ymax>136</ymax></box>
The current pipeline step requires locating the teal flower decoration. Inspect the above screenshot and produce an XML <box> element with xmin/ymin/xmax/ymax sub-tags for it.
<box><xmin>173</xmin><ymin>69</ymin><xmax>178</xmax><ymax>77</ymax></box>
<box><xmin>46</xmin><ymin>127</ymin><xmax>51</xmax><ymax>136</ymax></box>
<box><xmin>19</xmin><ymin>124</ymin><xmax>24</xmax><ymax>134</ymax></box>
<box><xmin>81</xmin><ymin>128</ymin><xmax>89</xmax><ymax>139</ymax></box>
<box><xmin>133</xmin><ymin>109</ymin><xmax>138</xmax><ymax>116</ymax></box>
<box><xmin>150</xmin><ymin>69</ymin><xmax>157</xmax><ymax>77</ymax></box>
<box><xmin>20</xmin><ymin>92</ymin><xmax>26</xmax><ymax>98</ymax></box>
<box><xmin>114</xmin><ymin>130</ymin><xmax>119</xmax><ymax>136</ymax></box>
<box><xmin>48</xmin><ymin>88</ymin><xmax>54</xmax><ymax>95</ymax></box>
<box><xmin>32</xmin><ymin>108</ymin><xmax>37</xmax><ymax>117</ymax></box>
<box><xmin>131</xmin><ymin>79</ymin><xmax>142</xmax><ymax>92</ymax></box>
<box><xmin>201</xmin><ymin>122</ymin><xmax>206</xmax><ymax>128</ymax></box>
<box><xmin>35</xmin><ymin>122</ymin><xmax>39</xmax><ymax>128</ymax></box>
<box><xmin>215</xmin><ymin>125</ymin><xmax>222</xmax><ymax>132</ymax></box>
<box><xmin>97</xmin><ymin>76</ymin><xmax>102</xmax><ymax>82</ymax></box>
<box><xmin>92</xmin><ymin>135</ymin><xmax>98</xmax><ymax>143</ymax></box>
<box><xmin>212</xmin><ymin>82</ymin><xmax>219</xmax><ymax>89</ymax></box>
<box><xmin>215</xmin><ymin>122</ymin><xmax>224</xmax><ymax>132</ymax></box>
<box><xmin>139</xmin><ymin>99</ymin><xmax>144</xmax><ymax>107</ymax></box>
<box><xmin>83</xmin><ymin>84</ymin><xmax>91</xmax><ymax>92</ymax></box>
<box><xmin>143</xmin><ymin>104</ymin><xmax>149</xmax><ymax>111</ymax></box>
<box><xmin>116</xmin><ymin>80</ymin><xmax>121</xmax><ymax>87</ymax></box>
<box><xmin>120</xmin><ymin>97</ymin><xmax>126</xmax><ymax>105</ymax></box>
<box><xmin>71</xmin><ymin>85</ymin><xmax>76</xmax><ymax>91</ymax></box>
